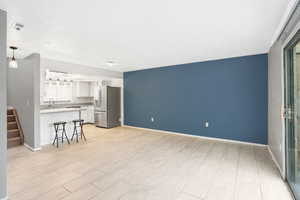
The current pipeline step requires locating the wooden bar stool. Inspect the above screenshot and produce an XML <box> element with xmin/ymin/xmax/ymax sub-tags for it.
<box><xmin>71</xmin><ymin>119</ymin><xmax>86</xmax><ymax>142</ymax></box>
<box><xmin>53</xmin><ymin>121</ymin><xmax>70</xmax><ymax>148</ymax></box>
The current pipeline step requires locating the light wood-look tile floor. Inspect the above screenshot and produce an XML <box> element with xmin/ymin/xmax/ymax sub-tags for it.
<box><xmin>8</xmin><ymin>125</ymin><xmax>293</xmax><ymax>200</ymax></box>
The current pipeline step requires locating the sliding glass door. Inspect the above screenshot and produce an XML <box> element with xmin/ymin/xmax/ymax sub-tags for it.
<box><xmin>284</xmin><ymin>31</ymin><xmax>300</xmax><ymax>200</ymax></box>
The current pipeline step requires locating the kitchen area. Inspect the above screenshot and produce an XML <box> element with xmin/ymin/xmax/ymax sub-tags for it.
<box><xmin>39</xmin><ymin>68</ymin><xmax>123</xmax><ymax>146</ymax></box>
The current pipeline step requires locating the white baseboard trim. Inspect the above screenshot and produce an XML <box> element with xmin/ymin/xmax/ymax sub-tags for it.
<box><xmin>267</xmin><ymin>146</ymin><xmax>285</xmax><ymax>179</ymax></box>
<box><xmin>123</xmin><ymin>125</ymin><xmax>267</xmax><ymax>147</ymax></box>
<box><xmin>24</xmin><ymin>143</ymin><xmax>42</xmax><ymax>152</ymax></box>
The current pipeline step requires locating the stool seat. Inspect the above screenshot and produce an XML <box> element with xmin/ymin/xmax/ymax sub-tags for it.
<box><xmin>72</xmin><ymin>119</ymin><xmax>84</xmax><ymax>123</ymax></box>
<box><xmin>54</xmin><ymin>121</ymin><xmax>67</xmax><ymax>125</ymax></box>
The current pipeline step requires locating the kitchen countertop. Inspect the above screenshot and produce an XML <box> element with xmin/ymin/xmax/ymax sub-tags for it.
<box><xmin>40</xmin><ymin>107</ymin><xmax>85</xmax><ymax>114</ymax></box>
<box><xmin>40</xmin><ymin>102</ymin><xmax>94</xmax><ymax>109</ymax></box>
<box><xmin>40</xmin><ymin>103</ymin><xmax>95</xmax><ymax>114</ymax></box>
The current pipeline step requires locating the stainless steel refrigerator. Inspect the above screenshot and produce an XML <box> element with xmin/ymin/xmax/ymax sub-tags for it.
<box><xmin>94</xmin><ymin>86</ymin><xmax>121</xmax><ymax>128</ymax></box>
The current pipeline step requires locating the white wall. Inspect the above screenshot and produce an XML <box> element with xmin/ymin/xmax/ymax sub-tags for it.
<box><xmin>7</xmin><ymin>54</ymin><xmax>41</xmax><ymax>149</ymax></box>
<box><xmin>268</xmin><ymin>40</ymin><xmax>285</xmax><ymax>176</ymax></box>
<box><xmin>0</xmin><ymin>9</ymin><xmax>7</xmax><ymax>200</ymax></box>
<box><xmin>268</xmin><ymin>1</ymin><xmax>300</xmax><ymax>177</ymax></box>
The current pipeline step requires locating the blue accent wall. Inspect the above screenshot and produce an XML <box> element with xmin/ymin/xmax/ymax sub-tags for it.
<box><xmin>124</xmin><ymin>54</ymin><xmax>268</xmax><ymax>144</ymax></box>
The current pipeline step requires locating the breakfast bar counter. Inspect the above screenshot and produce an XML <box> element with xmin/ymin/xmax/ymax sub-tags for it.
<box><xmin>40</xmin><ymin>108</ymin><xmax>81</xmax><ymax>146</ymax></box>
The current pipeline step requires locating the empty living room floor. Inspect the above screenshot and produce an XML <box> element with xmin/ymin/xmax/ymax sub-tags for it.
<box><xmin>8</xmin><ymin>125</ymin><xmax>293</xmax><ymax>200</ymax></box>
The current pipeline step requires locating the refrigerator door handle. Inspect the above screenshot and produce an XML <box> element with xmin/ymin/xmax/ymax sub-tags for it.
<box><xmin>98</xmin><ymin>89</ymin><xmax>102</xmax><ymax>108</ymax></box>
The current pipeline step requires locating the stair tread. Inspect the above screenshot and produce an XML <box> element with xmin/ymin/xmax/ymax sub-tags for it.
<box><xmin>8</xmin><ymin>129</ymin><xmax>19</xmax><ymax>132</ymax></box>
<box><xmin>8</xmin><ymin>137</ymin><xmax>21</xmax><ymax>141</ymax></box>
<box><xmin>7</xmin><ymin>108</ymin><xmax>23</xmax><ymax>148</ymax></box>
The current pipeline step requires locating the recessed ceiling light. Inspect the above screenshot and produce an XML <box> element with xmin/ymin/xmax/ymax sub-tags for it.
<box><xmin>106</xmin><ymin>61</ymin><xmax>116</xmax><ymax>66</ymax></box>
<box><xmin>44</xmin><ymin>42</ymin><xmax>55</xmax><ymax>48</ymax></box>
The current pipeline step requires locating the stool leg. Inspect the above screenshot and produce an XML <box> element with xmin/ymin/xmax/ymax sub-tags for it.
<box><xmin>71</xmin><ymin>123</ymin><xmax>76</xmax><ymax>141</ymax></box>
<box><xmin>80</xmin><ymin>122</ymin><xmax>87</xmax><ymax>141</ymax></box>
<box><xmin>53</xmin><ymin>125</ymin><xmax>59</xmax><ymax>148</ymax></box>
<box><xmin>61</xmin><ymin>125</ymin><xmax>64</xmax><ymax>144</ymax></box>
<box><xmin>76</xmin><ymin>127</ymin><xmax>79</xmax><ymax>143</ymax></box>
<box><xmin>63</xmin><ymin>124</ymin><xmax>70</xmax><ymax>144</ymax></box>
<box><xmin>80</xmin><ymin>125</ymin><xmax>82</xmax><ymax>140</ymax></box>
<box><xmin>52</xmin><ymin>125</ymin><xmax>57</xmax><ymax>145</ymax></box>
<box><xmin>52</xmin><ymin>134</ymin><xmax>58</xmax><ymax>147</ymax></box>
<box><xmin>56</xmin><ymin>135</ymin><xmax>59</xmax><ymax>148</ymax></box>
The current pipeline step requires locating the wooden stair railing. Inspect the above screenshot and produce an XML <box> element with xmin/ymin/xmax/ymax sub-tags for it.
<box><xmin>7</xmin><ymin>108</ymin><xmax>24</xmax><ymax>148</ymax></box>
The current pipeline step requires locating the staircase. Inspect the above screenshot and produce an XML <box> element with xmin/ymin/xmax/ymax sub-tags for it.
<box><xmin>7</xmin><ymin>108</ymin><xmax>24</xmax><ymax>148</ymax></box>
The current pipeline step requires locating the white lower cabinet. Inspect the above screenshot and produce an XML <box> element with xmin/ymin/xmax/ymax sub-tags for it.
<box><xmin>40</xmin><ymin>106</ymin><xmax>95</xmax><ymax>146</ymax></box>
<box><xmin>40</xmin><ymin>111</ymin><xmax>80</xmax><ymax>146</ymax></box>
<box><xmin>88</xmin><ymin>106</ymin><xmax>95</xmax><ymax>123</ymax></box>
<box><xmin>81</xmin><ymin>106</ymin><xmax>94</xmax><ymax>123</ymax></box>
<box><xmin>80</xmin><ymin>107</ymin><xmax>89</xmax><ymax>123</ymax></box>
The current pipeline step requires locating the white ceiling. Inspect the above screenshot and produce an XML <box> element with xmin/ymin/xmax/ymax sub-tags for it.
<box><xmin>0</xmin><ymin>0</ymin><xmax>291</xmax><ymax>72</ymax></box>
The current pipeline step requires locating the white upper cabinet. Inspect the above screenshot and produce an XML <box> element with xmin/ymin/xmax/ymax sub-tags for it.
<box><xmin>76</xmin><ymin>81</ymin><xmax>95</xmax><ymax>98</ymax></box>
<box><xmin>62</xmin><ymin>82</ymin><xmax>73</xmax><ymax>101</ymax></box>
<box><xmin>43</xmin><ymin>81</ymin><xmax>73</xmax><ymax>102</ymax></box>
<box><xmin>56</xmin><ymin>82</ymin><xmax>65</xmax><ymax>100</ymax></box>
<box><xmin>42</xmin><ymin>69</ymin><xmax>100</xmax><ymax>102</ymax></box>
<box><xmin>44</xmin><ymin>81</ymin><xmax>58</xmax><ymax>101</ymax></box>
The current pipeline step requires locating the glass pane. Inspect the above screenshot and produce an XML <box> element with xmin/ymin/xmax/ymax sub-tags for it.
<box><xmin>286</xmin><ymin>41</ymin><xmax>300</xmax><ymax>199</ymax></box>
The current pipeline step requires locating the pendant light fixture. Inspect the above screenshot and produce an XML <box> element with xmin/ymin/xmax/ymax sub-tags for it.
<box><xmin>9</xmin><ymin>46</ymin><xmax>18</xmax><ymax>69</ymax></box>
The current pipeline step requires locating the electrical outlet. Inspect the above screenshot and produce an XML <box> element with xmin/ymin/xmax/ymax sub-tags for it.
<box><xmin>151</xmin><ymin>117</ymin><xmax>154</xmax><ymax>122</ymax></box>
<box><xmin>204</xmin><ymin>121</ymin><xmax>209</xmax><ymax>128</ymax></box>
